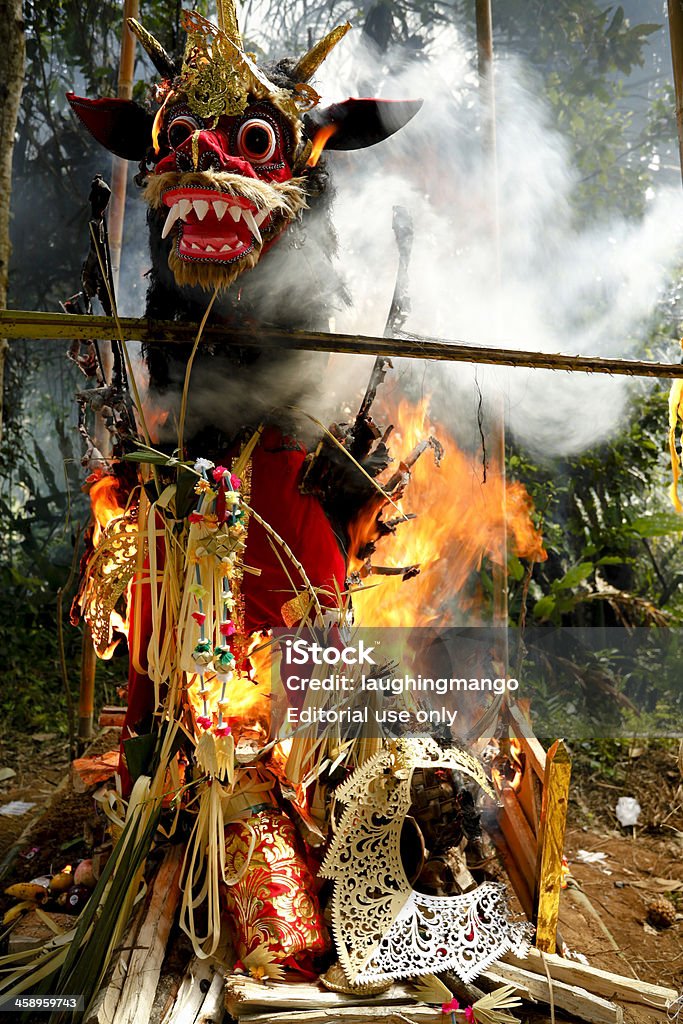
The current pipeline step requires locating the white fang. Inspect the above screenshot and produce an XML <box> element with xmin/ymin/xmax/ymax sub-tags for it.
<box><xmin>243</xmin><ymin>210</ymin><xmax>262</xmax><ymax>245</ymax></box>
<box><xmin>161</xmin><ymin>204</ymin><xmax>181</xmax><ymax>239</ymax></box>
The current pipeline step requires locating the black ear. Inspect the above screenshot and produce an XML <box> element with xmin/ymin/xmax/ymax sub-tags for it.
<box><xmin>67</xmin><ymin>92</ymin><xmax>154</xmax><ymax>161</ymax></box>
<box><xmin>305</xmin><ymin>98</ymin><xmax>422</xmax><ymax>150</ymax></box>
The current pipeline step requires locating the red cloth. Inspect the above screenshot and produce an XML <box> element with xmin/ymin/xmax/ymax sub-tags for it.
<box><xmin>119</xmin><ymin>429</ymin><xmax>346</xmax><ymax>793</ymax></box>
<box><xmin>243</xmin><ymin>429</ymin><xmax>346</xmax><ymax>630</ymax></box>
<box><xmin>222</xmin><ymin>808</ymin><xmax>330</xmax><ymax>967</ymax></box>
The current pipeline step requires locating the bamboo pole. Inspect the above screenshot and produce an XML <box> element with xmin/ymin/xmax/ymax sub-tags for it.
<box><xmin>534</xmin><ymin>739</ymin><xmax>571</xmax><ymax>953</ymax></box>
<box><xmin>4</xmin><ymin>309</ymin><xmax>683</xmax><ymax>378</ymax></box>
<box><xmin>0</xmin><ymin>0</ymin><xmax>25</xmax><ymax>443</ymax></box>
<box><xmin>109</xmin><ymin>0</ymin><xmax>139</xmax><ymax>291</ymax></box>
<box><xmin>78</xmin><ymin>1</ymin><xmax>138</xmax><ymax>748</ymax></box>
<box><xmin>668</xmin><ymin>0</ymin><xmax>683</xmax><ymax>182</ymax></box>
<box><xmin>474</xmin><ymin>0</ymin><xmax>508</xmax><ymax>641</ymax></box>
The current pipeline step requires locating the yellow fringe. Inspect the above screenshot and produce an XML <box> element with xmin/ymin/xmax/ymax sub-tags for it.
<box><xmin>669</xmin><ymin>367</ymin><xmax>683</xmax><ymax>513</ymax></box>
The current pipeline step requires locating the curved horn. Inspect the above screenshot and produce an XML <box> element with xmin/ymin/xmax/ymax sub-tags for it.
<box><xmin>127</xmin><ymin>18</ymin><xmax>177</xmax><ymax>79</ymax></box>
<box><xmin>216</xmin><ymin>0</ymin><xmax>243</xmax><ymax>48</ymax></box>
<box><xmin>292</xmin><ymin>22</ymin><xmax>351</xmax><ymax>82</ymax></box>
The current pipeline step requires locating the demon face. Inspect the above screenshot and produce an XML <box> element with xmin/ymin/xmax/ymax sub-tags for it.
<box><xmin>67</xmin><ymin>4</ymin><xmax>421</xmax><ymax>295</ymax></box>
<box><xmin>142</xmin><ymin>95</ymin><xmax>307</xmax><ymax>289</ymax></box>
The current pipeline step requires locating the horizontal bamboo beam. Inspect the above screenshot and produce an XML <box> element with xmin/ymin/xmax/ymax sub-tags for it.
<box><xmin>3</xmin><ymin>308</ymin><xmax>683</xmax><ymax>379</ymax></box>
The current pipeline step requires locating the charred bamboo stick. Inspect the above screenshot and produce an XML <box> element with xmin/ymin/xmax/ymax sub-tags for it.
<box><xmin>482</xmin><ymin>816</ymin><xmax>534</xmax><ymax>919</ymax></box>
<box><xmin>498</xmin><ymin>783</ymin><xmax>538</xmax><ymax>891</ymax></box>
<box><xmin>5</xmin><ymin>309</ymin><xmax>683</xmax><ymax>378</ymax></box>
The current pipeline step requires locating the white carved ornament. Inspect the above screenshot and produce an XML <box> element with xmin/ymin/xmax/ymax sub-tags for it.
<box><xmin>320</xmin><ymin>737</ymin><xmax>531</xmax><ymax>984</ymax></box>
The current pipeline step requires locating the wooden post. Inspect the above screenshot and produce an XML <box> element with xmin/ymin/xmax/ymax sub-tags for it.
<box><xmin>534</xmin><ymin>739</ymin><xmax>571</xmax><ymax>953</ymax></box>
<box><xmin>78</xmin><ymin>625</ymin><xmax>98</xmax><ymax>745</ymax></box>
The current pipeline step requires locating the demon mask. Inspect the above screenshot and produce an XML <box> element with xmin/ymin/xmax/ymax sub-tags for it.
<box><xmin>67</xmin><ymin>1</ymin><xmax>422</xmax><ymax>294</ymax></box>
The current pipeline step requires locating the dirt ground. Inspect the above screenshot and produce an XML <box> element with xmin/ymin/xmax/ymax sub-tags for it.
<box><xmin>0</xmin><ymin>732</ymin><xmax>680</xmax><ymax>1023</ymax></box>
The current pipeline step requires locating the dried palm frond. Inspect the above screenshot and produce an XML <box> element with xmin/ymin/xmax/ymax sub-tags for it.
<box><xmin>241</xmin><ymin>944</ymin><xmax>286</xmax><ymax>981</ymax></box>
<box><xmin>410</xmin><ymin>974</ymin><xmax>453</xmax><ymax>1005</ymax></box>
<box><xmin>471</xmin><ymin>984</ymin><xmax>522</xmax><ymax>1024</ymax></box>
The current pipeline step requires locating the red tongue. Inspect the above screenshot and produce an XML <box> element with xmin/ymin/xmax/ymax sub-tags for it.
<box><xmin>179</xmin><ymin>226</ymin><xmax>243</xmax><ymax>247</ymax></box>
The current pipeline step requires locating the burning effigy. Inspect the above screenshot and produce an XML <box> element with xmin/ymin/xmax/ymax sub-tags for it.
<box><xmin>0</xmin><ymin>3</ymin><xmax>552</xmax><ymax>1020</ymax></box>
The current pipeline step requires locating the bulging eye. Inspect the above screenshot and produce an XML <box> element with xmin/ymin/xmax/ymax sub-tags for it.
<box><xmin>168</xmin><ymin>114</ymin><xmax>201</xmax><ymax>149</ymax></box>
<box><xmin>236</xmin><ymin>118</ymin><xmax>278</xmax><ymax>164</ymax></box>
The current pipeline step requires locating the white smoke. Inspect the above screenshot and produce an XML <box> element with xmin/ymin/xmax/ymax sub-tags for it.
<box><xmin>307</xmin><ymin>27</ymin><xmax>683</xmax><ymax>455</ymax></box>
<box><xmin>117</xmin><ymin>13</ymin><xmax>683</xmax><ymax>457</ymax></box>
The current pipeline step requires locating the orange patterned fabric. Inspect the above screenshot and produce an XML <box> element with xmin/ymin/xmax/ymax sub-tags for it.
<box><xmin>223</xmin><ymin>808</ymin><xmax>330</xmax><ymax>963</ymax></box>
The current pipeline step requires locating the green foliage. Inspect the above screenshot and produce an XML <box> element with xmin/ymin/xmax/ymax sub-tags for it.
<box><xmin>509</xmin><ymin>367</ymin><xmax>683</xmax><ymax>627</ymax></box>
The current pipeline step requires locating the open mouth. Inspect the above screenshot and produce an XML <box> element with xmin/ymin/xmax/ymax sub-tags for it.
<box><xmin>161</xmin><ymin>187</ymin><xmax>271</xmax><ymax>262</ymax></box>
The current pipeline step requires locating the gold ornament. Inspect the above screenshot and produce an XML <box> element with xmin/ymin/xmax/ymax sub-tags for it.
<box><xmin>127</xmin><ymin>18</ymin><xmax>176</xmax><ymax>79</ymax></box>
<box><xmin>80</xmin><ymin>509</ymin><xmax>139</xmax><ymax>657</ymax></box>
<box><xmin>292</xmin><ymin>23</ymin><xmax>351</xmax><ymax>83</ymax></box>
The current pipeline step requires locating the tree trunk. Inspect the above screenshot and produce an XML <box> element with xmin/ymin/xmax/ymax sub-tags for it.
<box><xmin>0</xmin><ymin>0</ymin><xmax>26</xmax><ymax>442</ymax></box>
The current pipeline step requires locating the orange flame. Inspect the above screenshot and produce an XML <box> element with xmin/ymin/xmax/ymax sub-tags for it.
<box><xmin>186</xmin><ymin>632</ymin><xmax>274</xmax><ymax>739</ymax></box>
<box><xmin>147</xmin><ymin>406</ymin><xmax>170</xmax><ymax>444</ymax></box>
<box><xmin>491</xmin><ymin>737</ymin><xmax>525</xmax><ymax>793</ymax></box>
<box><xmin>152</xmin><ymin>89</ymin><xmax>174</xmax><ymax>155</ymax></box>
<box><xmin>561</xmin><ymin>855</ymin><xmax>570</xmax><ymax>889</ymax></box>
<box><xmin>307</xmin><ymin>124</ymin><xmax>339</xmax><ymax>167</ymax></box>
<box><xmin>84</xmin><ymin>472</ymin><xmax>133</xmax><ymax>659</ymax></box>
<box><xmin>152</xmin><ymin>106</ymin><xmax>164</xmax><ymax>155</ymax></box>
<box><xmin>89</xmin><ymin>474</ymin><xmax>126</xmax><ymax>546</ymax></box>
<box><xmin>351</xmin><ymin>398</ymin><xmax>546</xmax><ymax>627</ymax></box>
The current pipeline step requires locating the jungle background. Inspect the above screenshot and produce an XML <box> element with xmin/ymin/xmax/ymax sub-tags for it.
<box><xmin>0</xmin><ymin>0</ymin><xmax>681</xmax><ymax>989</ymax></box>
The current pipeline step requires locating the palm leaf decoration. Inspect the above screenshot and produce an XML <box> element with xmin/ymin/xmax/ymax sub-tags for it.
<box><xmin>472</xmin><ymin>984</ymin><xmax>522</xmax><ymax>1024</ymax></box>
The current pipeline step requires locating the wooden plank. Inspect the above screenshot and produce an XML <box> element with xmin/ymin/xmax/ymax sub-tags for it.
<box><xmin>84</xmin><ymin>903</ymin><xmax>145</xmax><ymax>1024</ymax></box>
<box><xmin>482</xmin><ymin>815</ymin><xmax>534</xmax><ymax>919</ymax></box>
<box><xmin>99</xmin><ymin>707</ymin><xmax>127</xmax><ymax>729</ymax></box>
<box><xmin>163</xmin><ymin>931</ymin><xmax>230</xmax><ymax>1024</ymax></box>
<box><xmin>503</xmin><ymin>948</ymin><xmax>677</xmax><ymax>1012</ymax></box>
<box><xmin>111</xmin><ymin>845</ymin><xmax>183</xmax><ymax>1024</ymax></box>
<box><xmin>196</xmin><ymin>972</ymin><xmax>226</xmax><ymax>1024</ymax></box>
<box><xmin>498</xmin><ymin>784</ymin><xmax>537</xmax><ymax>889</ymax></box>
<box><xmin>515</xmin><ymin>754</ymin><xmax>541</xmax><ymax>834</ymax></box>
<box><xmin>224</xmin><ymin>977</ymin><xmax>418</xmax><ymax>1017</ymax></box>
<box><xmin>238</xmin><ymin>1008</ymin><xmax>443</xmax><ymax>1024</ymax></box>
<box><xmin>534</xmin><ymin>739</ymin><xmax>571</xmax><ymax>953</ymax></box>
<box><xmin>4</xmin><ymin>308</ymin><xmax>683</xmax><ymax>379</ymax></box>
<box><xmin>507</xmin><ymin>703</ymin><xmax>547</xmax><ymax>781</ymax></box>
<box><xmin>481</xmin><ymin>964</ymin><xmax>623</xmax><ymax>1024</ymax></box>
